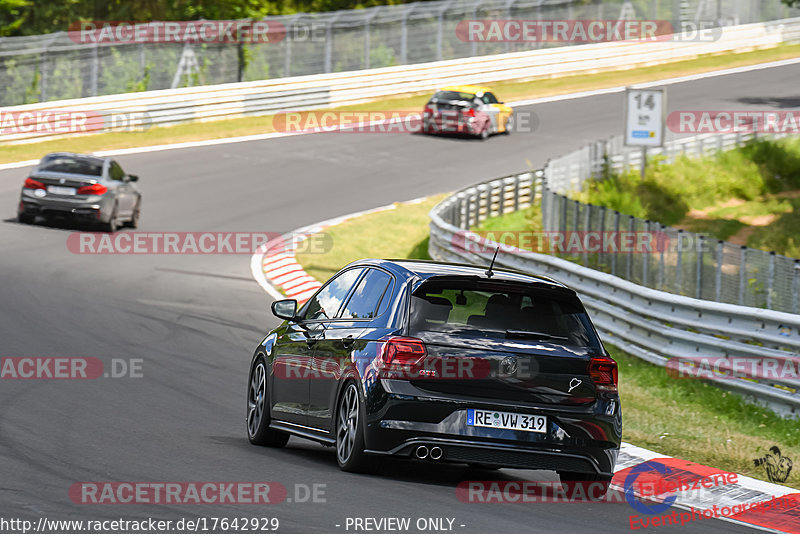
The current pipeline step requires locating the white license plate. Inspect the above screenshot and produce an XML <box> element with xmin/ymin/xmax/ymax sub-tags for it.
<box><xmin>47</xmin><ymin>185</ymin><xmax>76</xmax><ymax>195</ymax></box>
<box><xmin>467</xmin><ymin>409</ymin><xmax>546</xmax><ymax>433</ymax></box>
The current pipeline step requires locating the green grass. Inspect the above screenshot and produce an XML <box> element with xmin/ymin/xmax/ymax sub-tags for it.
<box><xmin>291</xmin><ymin>193</ymin><xmax>800</xmax><ymax>489</ymax></box>
<box><xmin>4</xmin><ymin>43</ymin><xmax>800</xmax><ymax>165</ymax></box>
<box><xmin>614</xmin><ymin>347</ymin><xmax>800</xmax><ymax>489</ymax></box>
<box><xmin>293</xmin><ymin>195</ymin><xmax>443</xmax><ymax>283</ymax></box>
<box><xmin>576</xmin><ymin>137</ymin><xmax>800</xmax><ymax>256</ymax></box>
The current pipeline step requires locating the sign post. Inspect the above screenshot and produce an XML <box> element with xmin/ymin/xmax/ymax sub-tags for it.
<box><xmin>624</xmin><ymin>87</ymin><xmax>666</xmax><ymax>179</ymax></box>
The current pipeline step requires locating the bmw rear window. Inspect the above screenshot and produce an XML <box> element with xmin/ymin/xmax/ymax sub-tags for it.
<box><xmin>38</xmin><ymin>156</ymin><xmax>103</xmax><ymax>177</ymax></box>
<box><xmin>409</xmin><ymin>280</ymin><xmax>601</xmax><ymax>349</ymax></box>
<box><xmin>432</xmin><ymin>91</ymin><xmax>475</xmax><ymax>102</ymax></box>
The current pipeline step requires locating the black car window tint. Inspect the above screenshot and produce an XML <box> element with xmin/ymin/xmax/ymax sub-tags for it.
<box><xmin>303</xmin><ymin>268</ymin><xmax>363</xmax><ymax>321</ymax></box>
<box><xmin>340</xmin><ymin>269</ymin><xmax>392</xmax><ymax>319</ymax></box>
<box><xmin>39</xmin><ymin>157</ymin><xmax>103</xmax><ymax>177</ymax></box>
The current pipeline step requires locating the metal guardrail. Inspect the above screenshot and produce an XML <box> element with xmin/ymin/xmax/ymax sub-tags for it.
<box><xmin>3</xmin><ymin>17</ymin><xmax>800</xmax><ymax>144</ymax></box>
<box><xmin>543</xmin><ymin>131</ymin><xmax>800</xmax><ymax>314</ymax></box>
<box><xmin>428</xmin><ymin>160</ymin><xmax>800</xmax><ymax>417</ymax></box>
<box><xmin>2</xmin><ymin>0</ymin><xmax>798</xmax><ymax>106</ymax></box>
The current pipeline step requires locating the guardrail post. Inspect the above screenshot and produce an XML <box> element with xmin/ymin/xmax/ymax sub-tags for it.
<box><xmin>91</xmin><ymin>43</ymin><xmax>99</xmax><ymax>97</ymax></box>
<box><xmin>598</xmin><ymin>205</ymin><xmax>606</xmax><ymax>269</ymax></box>
<box><xmin>696</xmin><ymin>235</ymin><xmax>705</xmax><ymax>299</ymax></box>
<box><xmin>642</xmin><ymin>220</ymin><xmax>650</xmax><ymax>286</ymax></box>
<box><xmin>39</xmin><ymin>51</ymin><xmax>48</xmax><ymax>101</ymax></box>
<box><xmin>793</xmin><ymin>260</ymin><xmax>800</xmax><ymax>314</ymax></box>
<box><xmin>738</xmin><ymin>246</ymin><xmax>747</xmax><ymax>305</ymax></box>
<box><xmin>715</xmin><ymin>240</ymin><xmax>723</xmax><ymax>302</ymax></box>
<box><xmin>582</xmin><ymin>204</ymin><xmax>591</xmax><ymax>266</ymax></box>
<box><xmin>676</xmin><ymin>230</ymin><xmax>684</xmax><ymax>294</ymax></box>
<box><xmin>626</xmin><ymin>215</ymin><xmax>634</xmax><ymax>280</ymax></box>
<box><xmin>573</xmin><ymin>200</ymin><xmax>580</xmax><ymax>233</ymax></box>
<box><xmin>767</xmin><ymin>251</ymin><xmax>776</xmax><ymax>310</ymax></box>
<box><xmin>658</xmin><ymin>224</ymin><xmax>666</xmax><ymax>290</ymax></box>
<box><xmin>324</xmin><ymin>20</ymin><xmax>334</xmax><ymax>72</ymax></box>
<box><xmin>611</xmin><ymin>211</ymin><xmax>620</xmax><ymax>276</ymax></box>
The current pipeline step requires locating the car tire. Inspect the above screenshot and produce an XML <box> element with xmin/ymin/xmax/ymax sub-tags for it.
<box><xmin>336</xmin><ymin>382</ymin><xmax>372</xmax><ymax>473</ymax></box>
<box><xmin>17</xmin><ymin>212</ymin><xmax>35</xmax><ymax>224</ymax></box>
<box><xmin>558</xmin><ymin>472</ymin><xmax>613</xmax><ymax>500</ymax></box>
<box><xmin>504</xmin><ymin>115</ymin><xmax>513</xmax><ymax>134</ymax></box>
<box><xmin>127</xmin><ymin>199</ymin><xmax>141</xmax><ymax>229</ymax></box>
<box><xmin>478</xmin><ymin>123</ymin><xmax>489</xmax><ymax>140</ymax></box>
<box><xmin>247</xmin><ymin>355</ymin><xmax>289</xmax><ymax>447</ymax></box>
<box><xmin>102</xmin><ymin>206</ymin><xmax>119</xmax><ymax>233</ymax></box>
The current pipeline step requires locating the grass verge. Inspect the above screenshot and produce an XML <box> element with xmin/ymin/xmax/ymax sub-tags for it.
<box><xmin>291</xmin><ymin>194</ymin><xmax>800</xmax><ymax>489</ymax></box>
<box><xmin>4</xmin><ymin>43</ymin><xmax>800</xmax><ymax>165</ymax></box>
<box><xmin>577</xmin><ymin>137</ymin><xmax>800</xmax><ymax>257</ymax></box>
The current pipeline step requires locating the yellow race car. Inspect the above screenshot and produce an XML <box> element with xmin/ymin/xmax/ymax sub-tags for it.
<box><xmin>422</xmin><ymin>85</ymin><xmax>514</xmax><ymax>139</ymax></box>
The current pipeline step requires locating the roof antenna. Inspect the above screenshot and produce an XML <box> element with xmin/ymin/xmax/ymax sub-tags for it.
<box><xmin>485</xmin><ymin>246</ymin><xmax>500</xmax><ymax>278</ymax></box>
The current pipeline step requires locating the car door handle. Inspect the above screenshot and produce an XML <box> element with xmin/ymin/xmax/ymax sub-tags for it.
<box><xmin>341</xmin><ymin>336</ymin><xmax>355</xmax><ymax>349</ymax></box>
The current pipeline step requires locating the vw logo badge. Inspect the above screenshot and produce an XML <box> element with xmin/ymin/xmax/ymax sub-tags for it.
<box><xmin>500</xmin><ymin>356</ymin><xmax>518</xmax><ymax>376</ymax></box>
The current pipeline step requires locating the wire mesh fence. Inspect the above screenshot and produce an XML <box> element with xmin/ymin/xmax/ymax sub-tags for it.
<box><xmin>2</xmin><ymin>0</ymin><xmax>799</xmax><ymax>106</ymax></box>
<box><xmin>541</xmin><ymin>131</ymin><xmax>800</xmax><ymax>313</ymax></box>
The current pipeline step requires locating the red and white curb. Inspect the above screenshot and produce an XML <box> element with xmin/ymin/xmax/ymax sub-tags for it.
<box><xmin>250</xmin><ymin>197</ymin><xmax>427</xmax><ymax>304</ymax></box>
<box><xmin>250</xmin><ymin>204</ymin><xmax>798</xmax><ymax>533</ymax></box>
<box><xmin>613</xmin><ymin>443</ymin><xmax>799</xmax><ymax>532</ymax></box>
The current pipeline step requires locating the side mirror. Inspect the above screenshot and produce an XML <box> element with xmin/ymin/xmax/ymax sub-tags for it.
<box><xmin>128</xmin><ymin>174</ymin><xmax>139</xmax><ymax>182</ymax></box>
<box><xmin>271</xmin><ymin>299</ymin><xmax>298</xmax><ymax>321</ymax></box>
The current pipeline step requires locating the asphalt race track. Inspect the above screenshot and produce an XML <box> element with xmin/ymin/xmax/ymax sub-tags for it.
<box><xmin>1</xmin><ymin>63</ymin><xmax>798</xmax><ymax>533</ymax></box>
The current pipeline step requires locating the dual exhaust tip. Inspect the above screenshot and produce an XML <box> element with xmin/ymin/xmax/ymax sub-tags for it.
<box><xmin>414</xmin><ymin>445</ymin><xmax>443</xmax><ymax>460</ymax></box>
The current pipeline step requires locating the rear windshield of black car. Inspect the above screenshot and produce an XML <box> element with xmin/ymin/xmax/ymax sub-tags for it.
<box><xmin>38</xmin><ymin>156</ymin><xmax>103</xmax><ymax>177</ymax></box>
<box><xmin>432</xmin><ymin>91</ymin><xmax>475</xmax><ymax>102</ymax></box>
<box><xmin>409</xmin><ymin>280</ymin><xmax>602</xmax><ymax>349</ymax></box>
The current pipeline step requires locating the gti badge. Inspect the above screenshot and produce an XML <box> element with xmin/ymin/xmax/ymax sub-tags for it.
<box><xmin>568</xmin><ymin>378</ymin><xmax>582</xmax><ymax>392</ymax></box>
<box><xmin>500</xmin><ymin>356</ymin><xmax>518</xmax><ymax>376</ymax></box>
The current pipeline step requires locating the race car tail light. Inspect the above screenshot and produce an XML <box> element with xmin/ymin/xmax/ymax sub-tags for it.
<box><xmin>462</xmin><ymin>108</ymin><xmax>476</xmax><ymax>117</ymax></box>
<box><xmin>77</xmin><ymin>183</ymin><xmax>108</xmax><ymax>195</ymax></box>
<box><xmin>23</xmin><ymin>177</ymin><xmax>46</xmax><ymax>190</ymax></box>
<box><xmin>378</xmin><ymin>337</ymin><xmax>427</xmax><ymax>376</ymax></box>
<box><xmin>424</xmin><ymin>105</ymin><xmax>433</xmax><ymax>115</ymax></box>
<box><xmin>589</xmin><ymin>356</ymin><xmax>618</xmax><ymax>392</ymax></box>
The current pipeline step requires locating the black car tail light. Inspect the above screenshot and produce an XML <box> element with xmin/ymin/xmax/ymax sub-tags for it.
<box><xmin>379</xmin><ymin>337</ymin><xmax>427</xmax><ymax>375</ymax></box>
<box><xmin>589</xmin><ymin>356</ymin><xmax>618</xmax><ymax>392</ymax></box>
<box><xmin>24</xmin><ymin>177</ymin><xmax>46</xmax><ymax>190</ymax></box>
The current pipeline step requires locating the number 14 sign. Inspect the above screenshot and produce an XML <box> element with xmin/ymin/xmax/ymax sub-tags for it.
<box><xmin>624</xmin><ymin>87</ymin><xmax>666</xmax><ymax>147</ymax></box>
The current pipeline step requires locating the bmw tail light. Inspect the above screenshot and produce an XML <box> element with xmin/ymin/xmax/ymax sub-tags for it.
<box><xmin>77</xmin><ymin>183</ymin><xmax>108</xmax><ymax>195</ymax></box>
<box><xmin>589</xmin><ymin>356</ymin><xmax>618</xmax><ymax>392</ymax></box>
<box><xmin>24</xmin><ymin>177</ymin><xmax>46</xmax><ymax>190</ymax></box>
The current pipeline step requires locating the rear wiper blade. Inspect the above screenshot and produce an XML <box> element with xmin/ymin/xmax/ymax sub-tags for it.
<box><xmin>505</xmin><ymin>329</ymin><xmax>569</xmax><ymax>341</ymax></box>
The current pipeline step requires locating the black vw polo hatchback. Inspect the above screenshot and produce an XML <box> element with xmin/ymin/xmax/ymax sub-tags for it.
<box><xmin>246</xmin><ymin>259</ymin><xmax>621</xmax><ymax>493</ymax></box>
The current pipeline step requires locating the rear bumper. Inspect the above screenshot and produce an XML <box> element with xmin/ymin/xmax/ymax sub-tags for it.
<box><xmin>19</xmin><ymin>192</ymin><xmax>111</xmax><ymax>221</ymax></box>
<box><xmin>422</xmin><ymin>114</ymin><xmax>483</xmax><ymax>135</ymax></box>
<box><xmin>362</xmin><ymin>380</ymin><xmax>621</xmax><ymax>476</ymax></box>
